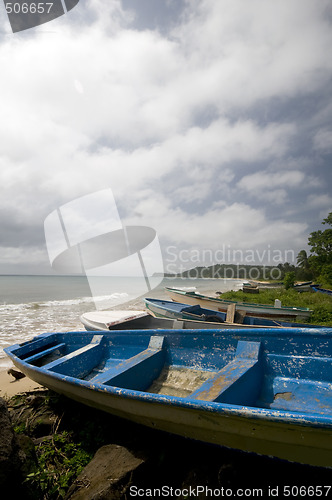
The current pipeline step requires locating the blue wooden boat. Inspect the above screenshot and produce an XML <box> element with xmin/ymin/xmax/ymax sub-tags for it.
<box><xmin>144</xmin><ymin>298</ymin><xmax>322</xmax><ymax>328</ymax></box>
<box><xmin>165</xmin><ymin>287</ymin><xmax>313</xmax><ymax>321</ymax></box>
<box><xmin>311</xmin><ymin>285</ymin><xmax>332</xmax><ymax>296</ymax></box>
<box><xmin>4</xmin><ymin>327</ymin><xmax>332</xmax><ymax>467</ymax></box>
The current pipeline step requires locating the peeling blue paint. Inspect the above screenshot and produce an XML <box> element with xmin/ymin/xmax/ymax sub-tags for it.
<box><xmin>4</xmin><ymin>327</ymin><xmax>332</xmax><ymax>466</ymax></box>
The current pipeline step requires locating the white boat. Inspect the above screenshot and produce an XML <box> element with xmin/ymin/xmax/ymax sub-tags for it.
<box><xmin>80</xmin><ymin>310</ymin><xmax>149</xmax><ymax>331</ymax></box>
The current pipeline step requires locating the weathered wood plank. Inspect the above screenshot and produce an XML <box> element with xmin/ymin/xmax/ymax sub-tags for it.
<box><xmin>226</xmin><ymin>303</ymin><xmax>236</xmax><ymax>323</ymax></box>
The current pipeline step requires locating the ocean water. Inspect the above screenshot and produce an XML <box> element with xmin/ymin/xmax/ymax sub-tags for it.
<box><xmin>0</xmin><ymin>275</ymin><xmax>243</xmax><ymax>368</ymax></box>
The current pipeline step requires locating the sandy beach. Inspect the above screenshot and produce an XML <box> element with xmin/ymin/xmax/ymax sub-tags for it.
<box><xmin>0</xmin><ymin>368</ymin><xmax>43</xmax><ymax>398</ymax></box>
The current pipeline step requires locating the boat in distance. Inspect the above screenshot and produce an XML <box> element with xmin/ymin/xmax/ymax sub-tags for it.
<box><xmin>144</xmin><ymin>298</ymin><xmax>322</xmax><ymax>329</ymax></box>
<box><xmin>79</xmin><ymin>309</ymin><xmax>283</xmax><ymax>331</ymax></box>
<box><xmin>311</xmin><ymin>285</ymin><xmax>332</xmax><ymax>296</ymax></box>
<box><xmin>5</xmin><ymin>327</ymin><xmax>332</xmax><ymax>467</ymax></box>
<box><xmin>293</xmin><ymin>281</ymin><xmax>314</xmax><ymax>292</ymax></box>
<box><xmin>165</xmin><ymin>287</ymin><xmax>313</xmax><ymax>321</ymax></box>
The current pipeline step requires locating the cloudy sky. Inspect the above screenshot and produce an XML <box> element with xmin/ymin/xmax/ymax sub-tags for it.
<box><xmin>0</xmin><ymin>0</ymin><xmax>331</xmax><ymax>275</ymax></box>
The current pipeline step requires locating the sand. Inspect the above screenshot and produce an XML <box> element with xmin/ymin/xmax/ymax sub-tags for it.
<box><xmin>0</xmin><ymin>368</ymin><xmax>43</xmax><ymax>398</ymax></box>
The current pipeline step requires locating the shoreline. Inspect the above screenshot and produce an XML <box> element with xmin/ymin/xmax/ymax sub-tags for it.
<box><xmin>0</xmin><ymin>368</ymin><xmax>43</xmax><ymax>398</ymax></box>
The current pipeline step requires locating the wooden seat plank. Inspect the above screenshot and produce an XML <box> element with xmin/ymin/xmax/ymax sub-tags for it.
<box><xmin>190</xmin><ymin>341</ymin><xmax>261</xmax><ymax>403</ymax></box>
<box><xmin>91</xmin><ymin>336</ymin><xmax>165</xmax><ymax>390</ymax></box>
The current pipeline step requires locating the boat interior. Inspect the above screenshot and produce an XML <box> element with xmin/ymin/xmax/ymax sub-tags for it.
<box><xmin>9</xmin><ymin>329</ymin><xmax>332</xmax><ymax>416</ymax></box>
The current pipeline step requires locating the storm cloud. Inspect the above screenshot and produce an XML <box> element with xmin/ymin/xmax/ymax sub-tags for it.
<box><xmin>0</xmin><ymin>0</ymin><xmax>331</xmax><ymax>273</ymax></box>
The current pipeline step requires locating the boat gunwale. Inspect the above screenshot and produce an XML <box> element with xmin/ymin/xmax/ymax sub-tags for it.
<box><xmin>145</xmin><ymin>298</ymin><xmax>214</xmax><ymax>317</ymax></box>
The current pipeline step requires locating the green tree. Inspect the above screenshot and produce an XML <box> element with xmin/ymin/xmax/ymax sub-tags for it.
<box><xmin>296</xmin><ymin>249</ymin><xmax>309</xmax><ymax>269</ymax></box>
<box><xmin>296</xmin><ymin>249</ymin><xmax>313</xmax><ymax>281</ymax></box>
<box><xmin>322</xmin><ymin>213</ymin><xmax>332</xmax><ymax>226</ymax></box>
<box><xmin>277</xmin><ymin>262</ymin><xmax>295</xmax><ymax>279</ymax></box>
<box><xmin>284</xmin><ymin>271</ymin><xmax>296</xmax><ymax>289</ymax></box>
<box><xmin>308</xmin><ymin>212</ymin><xmax>332</xmax><ymax>256</ymax></box>
<box><xmin>308</xmin><ymin>212</ymin><xmax>332</xmax><ymax>286</ymax></box>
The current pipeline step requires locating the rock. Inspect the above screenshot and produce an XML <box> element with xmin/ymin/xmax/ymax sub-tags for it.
<box><xmin>0</xmin><ymin>397</ymin><xmax>26</xmax><ymax>488</ymax></box>
<box><xmin>65</xmin><ymin>444</ymin><xmax>145</xmax><ymax>500</ymax></box>
<box><xmin>16</xmin><ymin>433</ymin><xmax>37</xmax><ymax>477</ymax></box>
<box><xmin>9</xmin><ymin>392</ymin><xmax>58</xmax><ymax>437</ymax></box>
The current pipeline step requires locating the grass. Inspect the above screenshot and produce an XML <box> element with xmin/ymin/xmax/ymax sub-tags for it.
<box><xmin>220</xmin><ymin>289</ymin><xmax>332</xmax><ymax>326</ymax></box>
<box><xmin>25</xmin><ymin>431</ymin><xmax>92</xmax><ymax>499</ymax></box>
<box><xmin>8</xmin><ymin>392</ymin><xmax>95</xmax><ymax>499</ymax></box>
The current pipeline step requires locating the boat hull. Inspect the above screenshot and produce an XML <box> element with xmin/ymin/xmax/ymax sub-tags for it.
<box><xmin>81</xmin><ymin>311</ymin><xmax>152</xmax><ymax>331</ymax></box>
<box><xmin>9</xmin><ymin>358</ymin><xmax>332</xmax><ymax>468</ymax></box>
<box><xmin>311</xmin><ymin>286</ymin><xmax>332</xmax><ymax>296</ymax></box>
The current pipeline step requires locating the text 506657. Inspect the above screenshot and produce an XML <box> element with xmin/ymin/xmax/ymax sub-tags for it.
<box><xmin>5</xmin><ymin>3</ymin><xmax>53</xmax><ymax>14</ymax></box>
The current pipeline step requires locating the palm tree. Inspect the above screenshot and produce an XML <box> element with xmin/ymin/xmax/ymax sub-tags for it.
<box><xmin>296</xmin><ymin>250</ymin><xmax>309</xmax><ymax>270</ymax></box>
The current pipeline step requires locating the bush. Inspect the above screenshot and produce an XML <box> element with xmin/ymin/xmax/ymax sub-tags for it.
<box><xmin>284</xmin><ymin>272</ymin><xmax>296</xmax><ymax>290</ymax></box>
<box><xmin>220</xmin><ymin>289</ymin><xmax>332</xmax><ymax>326</ymax></box>
<box><xmin>25</xmin><ymin>431</ymin><xmax>92</xmax><ymax>498</ymax></box>
<box><xmin>316</xmin><ymin>264</ymin><xmax>332</xmax><ymax>288</ymax></box>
